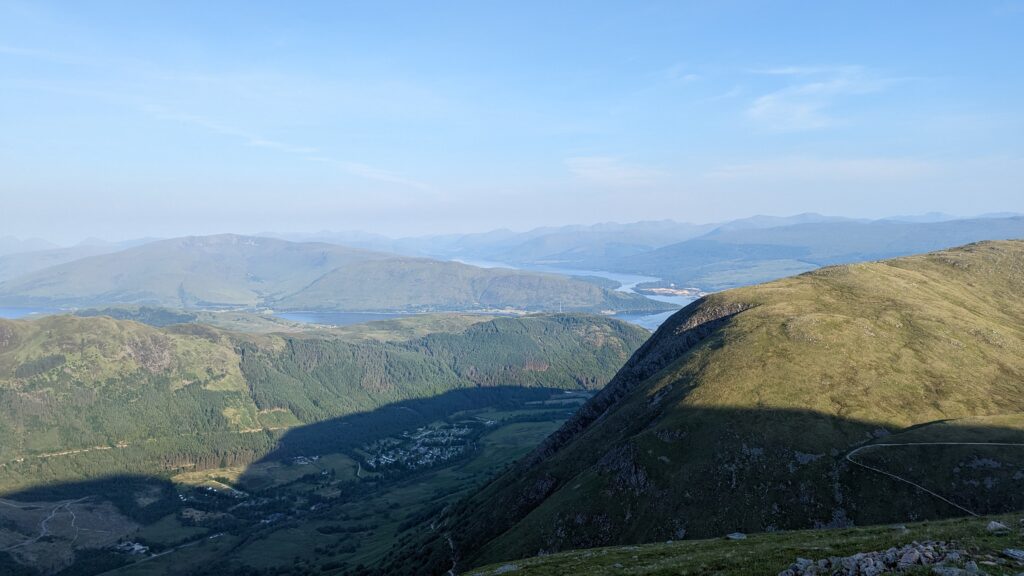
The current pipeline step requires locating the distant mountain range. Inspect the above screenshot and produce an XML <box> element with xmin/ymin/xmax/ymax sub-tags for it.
<box><xmin>0</xmin><ymin>234</ymin><xmax>671</xmax><ymax>314</ymax></box>
<box><xmin>387</xmin><ymin>240</ymin><xmax>1024</xmax><ymax>573</ymax></box>
<box><xmin>0</xmin><ymin>238</ymin><xmax>156</xmax><ymax>283</ymax></box>
<box><xmin>260</xmin><ymin>220</ymin><xmax>720</xmax><ymax>266</ymax></box>
<box><xmin>3</xmin><ymin>213</ymin><xmax>1022</xmax><ymax>313</ymax></box>
<box><xmin>0</xmin><ymin>236</ymin><xmax>58</xmax><ymax>257</ymax></box>
<box><xmin>615</xmin><ymin>215</ymin><xmax>1024</xmax><ymax>290</ymax></box>
<box><xmin>267</xmin><ymin>213</ymin><xmax>1024</xmax><ymax>289</ymax></box>
<box><xmin>0</xmin><ymin>244</ymin><xmax>128</xmax><ymax>283</ymax></box>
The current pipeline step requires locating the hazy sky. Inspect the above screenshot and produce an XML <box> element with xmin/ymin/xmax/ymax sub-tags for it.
<box><xmin>2</xmin><ymin>1</ymin><xmax>1023</xmax><ymax>243</ymax></box>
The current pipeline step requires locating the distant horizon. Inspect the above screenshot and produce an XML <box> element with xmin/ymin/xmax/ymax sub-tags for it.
<box><xmin>3</xmin><ymin>2</ymin><xmax>1023</xmax><ymax>244</ymax></box>
<box><xmin>3</xmin><ymin>209</ymin><xmax>1023</xmax><ymax>249</ymax></box>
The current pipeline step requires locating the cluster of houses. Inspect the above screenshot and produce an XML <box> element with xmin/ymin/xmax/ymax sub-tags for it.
<box><xmin>115</xmin><ymin>541</ymin><xmax>150</xmax><ymax>555</ymax></box>
<box><xmin>363</xmin><ymin>424</ymin><xmax>477</xmax><ymax>471</ymax></box>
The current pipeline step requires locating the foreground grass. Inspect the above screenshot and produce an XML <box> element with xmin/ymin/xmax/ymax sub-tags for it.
<box><xmin>469</xmin><ymin>514</ymin><xmax>1024</xmax><ymax>575</ymax></box>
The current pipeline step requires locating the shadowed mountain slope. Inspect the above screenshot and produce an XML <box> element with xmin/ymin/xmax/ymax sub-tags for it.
<box><xmin>383</xmin><ymin>240</ymin><xmax>1024</xmax><ymax>573</ymax></box>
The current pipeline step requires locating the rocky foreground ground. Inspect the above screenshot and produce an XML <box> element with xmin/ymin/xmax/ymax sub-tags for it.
<box><xmin>468</xmin><ymin>515</ymin><xmax>1024</xmax><ymax>575</ymax></box>
<box><xmin>778</xmin><ymin>521</ymin><xmax>1024</xmax><ymax>575</ymax></box>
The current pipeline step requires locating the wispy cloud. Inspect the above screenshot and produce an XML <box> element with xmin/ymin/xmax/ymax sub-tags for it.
<box><xmin>141</xmin><ymin>105</ymin><xmax>318</xmax><ymax>154</ymax></box>
<box><xmin>705</xmin><ymin>156</ymin><xmax>936</xmax><ymax>183</ymax></box>
<box><xmin>565</xmin><ymin>156</ymin><xmax>667</xmax><ymax>187</ymax></box>
<box><xmin>0</xmin><ymin>44</ymin><xmax>49</xmax><ymax>58</ymax></box>
<box><xmin>307</xmin><ymin>157</ymin><xmax>431</xmax><ymax>191</ymax></box>
<box><xmin>141</xmin><ymin>104</ymin><xmax>429</xmax><ymax>190</ymax></box>
<box><xmin>751</xmin><ymin>65</ymin><xmax>839</xmax><ymax>76</ymax></box>
<box><xmin>665</xmin><ymin>64</ymin><xmax>700</xmax><ymax>83</ymax></box>
<box><xmin>2</xmin><ymin>42</ymin><xmax>433</xmax><ymax>192</ymax></box>
<box><xmin>746</xmin><ymin>65</ymin><xmax>894</xmax><ymax>131</ymax></box>
<box><xmin>0</xmin><ymin>43</ymin><xmax>90</xmax><ymax>64</ymax></box>
<box><xmin>700</xmin><ymin>86</ymin><xmax>743</xmax><ymax>103</ymax></box>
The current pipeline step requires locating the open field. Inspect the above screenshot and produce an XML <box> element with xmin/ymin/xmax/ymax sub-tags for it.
<box><xmin>172</xmin><ymin>452</ymin><xmax>361</xmax><ymax>494</ymax></box>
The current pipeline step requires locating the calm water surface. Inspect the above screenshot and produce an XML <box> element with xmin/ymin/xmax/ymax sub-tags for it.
<box><xmin>276</xmin><ymin>259</ymin><xmax>695</xmax><ymax>331</ymax></box>
<box><xmin>454</xmin><ymin>259</ymin><xmax>695</xmax><ymax>330</ymax></box>
<box><xmin>0</xmin><ymin>307</ymin><xmax>58</xmax><ymax>319</ymax></box>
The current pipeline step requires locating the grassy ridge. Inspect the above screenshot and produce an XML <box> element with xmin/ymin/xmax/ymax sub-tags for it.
<box><xmin>385</xmin><ymin>240</ymin><xmax>1024</xmax><ymax>574</ymax></box>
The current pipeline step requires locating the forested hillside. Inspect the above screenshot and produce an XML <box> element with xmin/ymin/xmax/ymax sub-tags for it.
<box><xmin>0</xmin><ymin>313</ymin><xmax>647</xmax><ymax>492</ymax></box>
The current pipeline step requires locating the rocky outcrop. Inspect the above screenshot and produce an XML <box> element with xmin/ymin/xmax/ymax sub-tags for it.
<box><xmin>0</xmin><ymin>321</ymin><xmax>16</xmax><ymax>352</ymax></box>
<box><xmin>125</xmin><ymin>333</ymin><xmax>173</xmax><ymax>372</ymax></box>
<box><xmin>597</xmin><ymin>443</ymin><xmax>650</xmax><ymax>496</ymax></box>
<box><xmin>779</xmin><ymin>541</ymin><xmax>967</xmax><ymax>575</ymax></box>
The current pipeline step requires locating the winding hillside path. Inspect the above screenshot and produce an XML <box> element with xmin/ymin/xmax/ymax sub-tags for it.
<box><xmin>845</xmin><ymin>442</ymin><xmax>1024</xmax><ymax>517</ymax></box>
<box><xmin>0</xmin><ymin>496</ymin><xmax>91</xmax><ymax>551</ymax></box>
<box><xmin>0</xmin><ymin>426</ymin><xmax>292</xmax><ymax>468</ymax></box>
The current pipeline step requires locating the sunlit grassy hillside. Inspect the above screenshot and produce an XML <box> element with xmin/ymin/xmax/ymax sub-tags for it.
<box><xmin>384</xmin><ymin>240</ymin><xmax>1024</xmax><ymax>574</ymax></box>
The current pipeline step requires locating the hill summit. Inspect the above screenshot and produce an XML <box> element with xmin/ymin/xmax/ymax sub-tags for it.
<box><xmin>386</xmin><ymin>240</ymin><xmax>1024</xmax><ymax>573</ymax></box>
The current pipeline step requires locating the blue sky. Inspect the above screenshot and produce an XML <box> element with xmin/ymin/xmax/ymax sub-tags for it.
<box><xmin>2</xmin><ymin>0</ymin><xmax>1023</xmax><ymax>243</ymax></box>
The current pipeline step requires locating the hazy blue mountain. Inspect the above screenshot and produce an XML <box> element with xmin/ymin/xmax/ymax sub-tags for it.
<box><xmin>255</xmin><ymin>229</ymin><xmax>420</xmax><ymax>256</ymax></box>
<box><xmin>0</xmin><ymin>238</ymin><xmax>163</xmax><ymax>283</ymax></box>
<box><xmin>374</xmin><ymin>221</ymin><xmax>719</xmax><ymax>269</ymax></box>
<box><xmin>705</xmin><ymin>212</ymin><xmax>860</xmax><ymax>232</ymax></box>
<box><xmin>615</xmin><ymin>216</ymin><xmax>1024</xmax><ymax>290</ymax></box>
<box><xmin>0</xmin><ymin>234</ymin><xmax>673</xmax><ymax>314</ymax></box>
<box><xmin>260</xmin><ymin>221</ymin><xmax>716</xmax><ymax>268</ymax></box>
<box><xmin>0</xmin><ymin>236</ymin><xmax>58</xmax><ymax>257</ymax></box>
<box><xmin>0</xmin><ymin>245</ymin><xmax>127</xmax><ymax>283</ymax></box>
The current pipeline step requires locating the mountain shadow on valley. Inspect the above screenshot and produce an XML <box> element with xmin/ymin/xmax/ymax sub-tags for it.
<box><xmin>381</xmin><ymin>405</ymin><xmax>1024</xmax><ymax>575</ymax></box>
<box><xmin>0</xmin><ymin>386</ymin><xmax>582</xmax><ymax>576</ymax></box>
<box><xmin>240</xmin><ymin>385</ymin><xmax>572</xmax><ymax>472</ymax></box>
<box><xmin>388</xmin><ymin>240</ymin><xmax>1024</xmax><ymax>573</ymax></box>
<box><xmin>2</xmin><ymin>403</ymin><xmax>1024</xmax><ymax>576</ymax></box>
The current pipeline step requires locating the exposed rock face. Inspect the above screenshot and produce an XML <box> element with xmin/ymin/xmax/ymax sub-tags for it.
<box><xmin>597</xmin><ymin>443</ymin><xmax>650</xmax><ymax>496</ymax></box>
